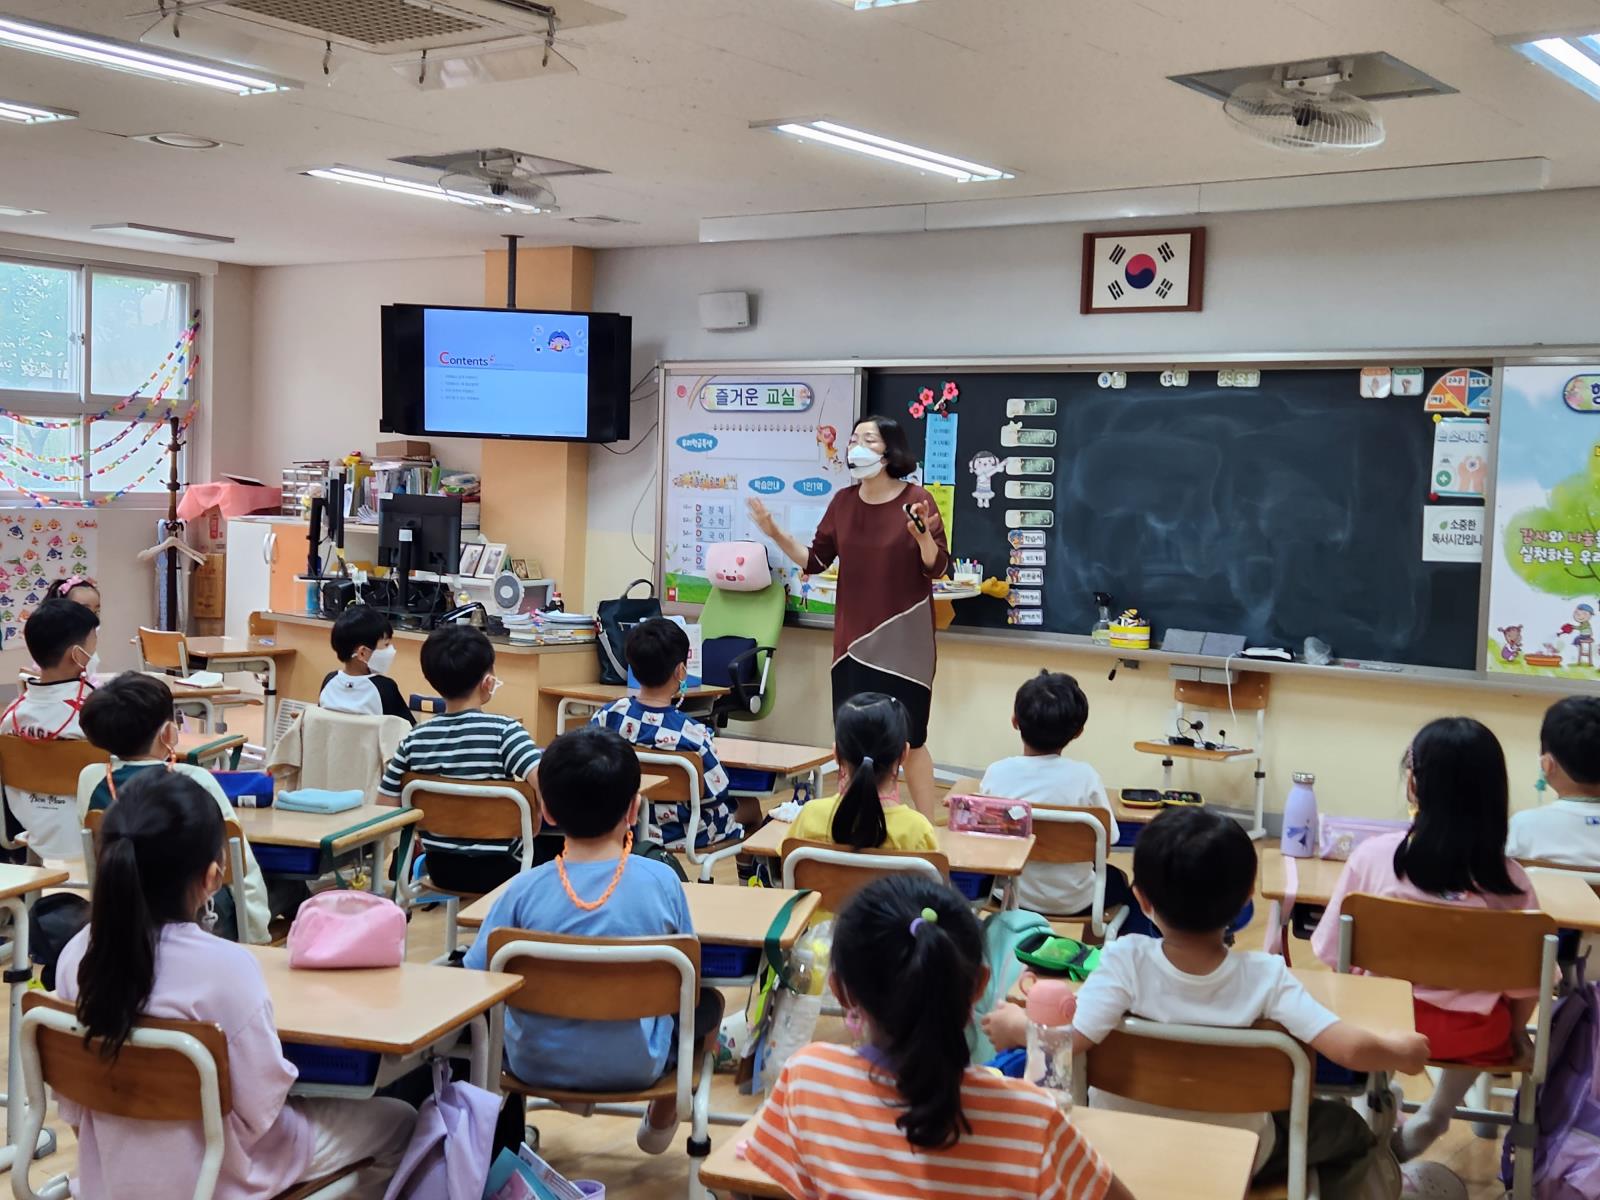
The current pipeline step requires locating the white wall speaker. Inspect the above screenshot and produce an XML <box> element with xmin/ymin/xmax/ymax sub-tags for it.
<box><xmin>698</xmin><ymin>290</ymin><xmax>751</xmax><ymax>331</ymax></box>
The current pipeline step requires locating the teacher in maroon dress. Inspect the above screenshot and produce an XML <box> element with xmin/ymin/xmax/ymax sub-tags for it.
<box><xmin>749</xmin><ymin>414</ymin><xmax>949</xmax><ymax>819</ymax></box>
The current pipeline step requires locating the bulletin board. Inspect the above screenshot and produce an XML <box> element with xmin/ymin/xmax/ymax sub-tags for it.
<box><xmin>869</xmin><ymin>364</ymin><xmax>1490</xmax><ymax>670</ymax></box>
<box><xmin>1485</xmin><ymin>362</ymin><xmax>1600</xmax><ymax>681</ymax></box>
<box><xmin>0</xmin><ymin>511</ymin><xmax>99</xmax><ymax>649</ymax></box>
<box><xmin>658</xmin><ymin>366</ymin><xmax>862</xmax><ymax>614</ymax></box>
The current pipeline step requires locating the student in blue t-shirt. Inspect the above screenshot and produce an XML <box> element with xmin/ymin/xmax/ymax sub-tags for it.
<box><xmin>463</xmin><ymin>727</ymin><xmax>723</xmax><ymax>1154</ymax></box>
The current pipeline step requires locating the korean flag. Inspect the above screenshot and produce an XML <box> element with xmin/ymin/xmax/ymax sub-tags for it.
<box><xmin>1090</xmin><ymin>233</ymin><xmax>1193</xmax><ymax>309</ymax></box>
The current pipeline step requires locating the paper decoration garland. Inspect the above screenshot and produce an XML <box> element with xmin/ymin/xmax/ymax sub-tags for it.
<box><xmin>3</xmin><ymin>312</ymin><xmax>200</xmax><ymax>431</ymax></box>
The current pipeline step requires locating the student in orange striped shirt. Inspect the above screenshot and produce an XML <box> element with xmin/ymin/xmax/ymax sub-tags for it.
<box><xmin>747</xmin><ymin>876</ymin><xmax>1131</xmax><ymax>1200</ymax></box>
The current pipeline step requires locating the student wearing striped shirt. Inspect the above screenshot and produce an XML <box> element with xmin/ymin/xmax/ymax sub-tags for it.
<box><xmin>748</xmin><ymin>876</ymin><xmax>1130</xmax><ymax>1200</ymax></box>
<box><xmin>378</xmin><ymin>625</ymin><xmax>541</xmax><ymax>896</ymax></box>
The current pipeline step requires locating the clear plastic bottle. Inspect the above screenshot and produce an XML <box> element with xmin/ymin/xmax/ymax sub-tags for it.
<box><xmin>1090</xmin><ymin>592</ymin><xmax>1113</xmax><ymax>645</ymax></box>
<box><xmin>1022</xmin><ymin>978</ymin><xmax>1077</xmax><ymax>1110</ymax></box>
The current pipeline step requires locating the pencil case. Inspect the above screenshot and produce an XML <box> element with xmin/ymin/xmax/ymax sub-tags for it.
<box><xmin>211</xmin><ymin>770</ymin><xmax>273</xmax><ymax>808</ymax></box>
<box><xmin>1317</xmin><ymin>815</ymin><xmax>1408</xmax><ymax>861</ymax></box>
<box><xmin>947</xmin><ymin>794</ymin><xmax>1032</xmax><ymax>838</ymax></box>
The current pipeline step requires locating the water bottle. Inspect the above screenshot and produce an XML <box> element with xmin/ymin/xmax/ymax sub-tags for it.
<box><xmin>1281</xmin><ymin>771</ymin><xmax>1318</xmax><ymax>859</ymax></box>
<box><xmin>1022</xmin><ymin>977</ymin><xmax>1077</xmax><ymax>1110</ymax></box>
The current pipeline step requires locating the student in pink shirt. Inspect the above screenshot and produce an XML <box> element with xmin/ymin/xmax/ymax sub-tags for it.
<box><xmin>1311</xmin><ymin>716</ymin><xmax>1538</xmax><ymax>1162</ymax></box>
<box><xmin>54</xmin><ymin>771</ymin><xmax>415</xmax><ymax>1200</ymax></box>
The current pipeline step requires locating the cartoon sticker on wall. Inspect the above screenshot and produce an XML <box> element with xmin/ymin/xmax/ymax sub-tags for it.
<box><xmin>969</xmin><ymin>450</ymin><xmax>1004</xmax><ymax>508</ymax></box>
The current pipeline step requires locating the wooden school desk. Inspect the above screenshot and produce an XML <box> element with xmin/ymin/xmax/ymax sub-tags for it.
<box><xmin>0</xmin><ymin>864</ymin><xmax>70</xmax><ymax>1172</ymax></box>
<box><xmin>1258</xmin><ymin>847</ymin><xmax>1600</xmax><ymax>945</ymax></box>
<box><xmin>234</xmin><ymin>804</ymin><xmax>423</xmax><ymax>893</ymax></box>
<box><xmin>715</xmin><ymin>736</ymin><xmax>835</xmax><ymax>799</ymax></box>
<box><xmin>246</xmin><ymin>945</ymin><xmax>519</xmax><ymax>1097</ymax></box>
<box><xmin>458</xmin><ymin>879</ymin><xmax>820</xmax><ymax>983</ymax></box>
<box><xmin>540</xmin><ymin>681</ymin><xmax>729</xmax><ymax>739</ymax></box>
<box><xmin>182</xmin><ymin>636</ymin><xmax>297</xmax><ymax>746</ymax></box>
<box><xmin>739</xmin><ymin>819</ymin><xmax>1036</xmax><ymax>879</ymax></box>
<box><xmin>700</xmin><ymin>1107</ymin><xmax>1260</xmax><ymax>1200</ymax></box>
<box><xmin>174</xmin><ymin>728</ymin><xmax>247</xmax><ymax>769</ymax></box>
<box><xmin>160</xmin><ymin>675</ymin><xmax>244</xmax><ymax>733</ymax></box>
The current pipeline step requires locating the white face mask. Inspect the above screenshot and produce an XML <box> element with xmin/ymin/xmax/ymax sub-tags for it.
<box><xmin>847</xmin><ymin>443</ymin><xmax>885</xmax><ymax>481</ymax></box>
<box><xmin>78</xmin><ymin>649</ymin><xmax>100</xmax><ymax>679</ymax></box>
<box><xmin>367</xmin><ymin>646</ymin><xmax>397</xmax><ymax>675</ymax></box>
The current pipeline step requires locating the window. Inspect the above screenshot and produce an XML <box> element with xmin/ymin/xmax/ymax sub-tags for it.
<box><xmin>0</xmin><ymin>255</ymin><xmax>195</xmax><ymax>501</ymax></box>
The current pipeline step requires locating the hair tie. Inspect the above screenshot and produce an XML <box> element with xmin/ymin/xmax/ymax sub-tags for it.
<box><xmin>908</xmin><ymin>906</ymin><xmax>938</xmax><ymax>937</ymax></box>
<box><xmin>860</xmin><ymin>755</ymin><xmax>875</xmax><ymax>772</ymax></box>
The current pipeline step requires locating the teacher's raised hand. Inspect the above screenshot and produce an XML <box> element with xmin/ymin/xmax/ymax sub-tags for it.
<box><xmin>747</xmin><ymin>496</ymin><xmax>779</xmax><ymax>538</ymax></box>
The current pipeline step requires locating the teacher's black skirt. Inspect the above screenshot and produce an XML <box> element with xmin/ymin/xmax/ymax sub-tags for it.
<box><xmin>831</xmin><ymin>657</ymin><xmax>932</xmax><ymax>749</ymax></box>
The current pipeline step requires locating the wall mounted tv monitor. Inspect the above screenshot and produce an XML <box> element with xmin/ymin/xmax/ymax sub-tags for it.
<box><xmin>380</xmin><ymin>303</ymin><xmax>632</xmax><ymax>443</ymax></box>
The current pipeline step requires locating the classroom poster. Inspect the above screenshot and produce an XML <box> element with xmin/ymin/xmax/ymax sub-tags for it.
<box><xmin>1421</xmin><ymin>506</ymin><xmax>1482</xmax><ymax>563</ymax></box>
<box><xmin>1430</xmin><ymin>419</ymin><xmax>1490</xmax><ymax>498</ymax></box>
<box><xmin>660</xmin><ymin>371</ymin><xmax>858</xmax><ymax>614</ymax></box>
<box><xmin>0</xmin><ymin>512</ymin><xmax>98</xmax><ymax>650</ymax></box>
<box><xmin>1487</xmin><ymin>364</ymin><xmax>1600</xmax><ymax>677</ymax></box>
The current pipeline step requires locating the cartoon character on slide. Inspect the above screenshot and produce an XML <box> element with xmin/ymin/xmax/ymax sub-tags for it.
<box><xmin>1561</xmin><ymin>603</ymin><xmax>1596</xmax><ymax>662</ymax></box>
<box><xmin>547</xmin><ymin>331</ymin><xmax>572</xmax><ymax>352</ymax></box>
<box><xmin>817</xmin><ymin>425</ymin><xmax>841</xmax><ymax>471</ymax></box>
<box><xmin>970</xmin><ymin>450</ymin><xmax>1005</xmax><ymax>509</ymax></box>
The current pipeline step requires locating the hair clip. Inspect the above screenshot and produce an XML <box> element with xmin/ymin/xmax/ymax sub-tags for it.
<box><xmin>909</xmin><ymin>906</ymin><xmax>938</xmax><ymax>936</ymax></box>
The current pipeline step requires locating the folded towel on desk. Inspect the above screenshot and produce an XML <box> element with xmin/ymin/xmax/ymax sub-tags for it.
<box><xmin>277</xmin><ymin>788</ymin><xmax>363</xmax><ymax>814</ymax></box>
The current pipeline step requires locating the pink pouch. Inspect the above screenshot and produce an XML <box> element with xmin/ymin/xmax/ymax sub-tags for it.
<box><xmin>947</xmin><ymin>794</ymin><xmax>1033</xmax><ymax>838</ymax></box>
<box><xmin>287</xmin><ymin>890</ymin><xmax>406</xmax><ymax>969</ymax></box>
<box><xmin>1317</xmin><ymin>814</ymin><xmax>1409</xmax><ymax>861</ymax></box>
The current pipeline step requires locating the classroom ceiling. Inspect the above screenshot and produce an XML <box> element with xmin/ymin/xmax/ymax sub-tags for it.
<box><xmin>3</xmin><ymin>0</ymin><xmax>1600</xmax><ymax>265</ymax></box>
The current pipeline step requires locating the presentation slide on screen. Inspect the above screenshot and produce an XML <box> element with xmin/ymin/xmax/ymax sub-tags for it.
<box><xmin>423</xmin><ymin>308</ymin><xmax>590</xmax><ymax>437</ymax></box>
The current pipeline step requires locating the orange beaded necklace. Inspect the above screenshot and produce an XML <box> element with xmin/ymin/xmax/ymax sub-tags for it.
<box><xmin>556</xmin><ymin>830</ymin><xmax>634</xmax><ymax>911</ymax></box>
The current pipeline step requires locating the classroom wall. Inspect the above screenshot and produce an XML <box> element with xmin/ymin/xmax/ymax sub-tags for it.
<box><xmin>583</xmin><ymin>185</ymin><xmax>1600</xmax><ymax>819</ymax></box>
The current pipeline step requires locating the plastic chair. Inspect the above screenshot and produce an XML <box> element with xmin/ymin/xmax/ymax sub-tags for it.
<box><xmin>779</xmin><ymin>839</ymin><xmax>948</xmax><ymax>914</ymax></box>
<box><xmin>700</xmin><ymin>583</ymin><xmax>786</xmax><ymax>728</ymax></box>
<box><xmin>12</xmin><ymin>992</ymin><xmax>370</xmax><ymax>1200</ymax></box>
<box><xmin>1072</xmin><ymin>1017</ymin><xmax>1320</xmax><ymax>1200</ymax></box>
<box><xmin>395</xmin><ymin>774</ymin><xmax>538</xmax><ymax>963</ymax></box>
<box><xmin>1336</xmin><ymin>895</ymin><xmax>1558</xmax><ymax>1200</ymax></box>
<box><xmin>0</xmin><ymin>736</ymin><xmax>109</xmax><ymax>858</ymax></box>
<box><xmin>80</xmin><ymin>810</ymin><xmax>256</xmax><ymax>943</ymax></box>
<box><xmin>488</xmin><ymin>930</ymin><xmax>715</xmax><ymax>1200</ymax></box>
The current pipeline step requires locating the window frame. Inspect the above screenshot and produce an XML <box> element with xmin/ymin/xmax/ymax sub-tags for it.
<box><xmin>0</xmin><ymin>252</ymin><xmax>197</xmax><ymax>504</ymax></box>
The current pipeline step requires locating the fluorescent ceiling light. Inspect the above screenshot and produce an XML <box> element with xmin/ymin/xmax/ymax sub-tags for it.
<box><xmin>832</xmin><ymin>0</ymin><xmax>923</xmax><ymax>8</ymax></box>
<box><xmin>0</xmin><ymin>205</ymin><xmax>44</xmax><ymax>216</ymax></box>
<box><xmin>0</xmin><ymin>14</ymin><xmax>299</xmax><ymax>95</ymax></box>
<box><xmin>304</xmin><ymin>166</ymin><xmax>553</xmax><ymax>213</ymax></box>
<box><xmin>760</xmin><ymin>119</ymin><xmax>1014</xmax><ymax>182</ymax></box>
<box><xmin>91</xmin><ymin>222</ymin><xmax>234</xmax><ymax>245</ymax></box>
<box><xmin>0</xmin><ymin>97</ymin><xmax>75</xmax><ymax>124</ymax></box>
<box><xmin>1511</xmin><ymin>34</ymin><xmax>1600</xmax><ymax>102</ymax></box>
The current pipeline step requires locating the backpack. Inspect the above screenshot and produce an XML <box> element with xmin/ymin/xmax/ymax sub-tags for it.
<box><xmin>595</xmin><ymin>579</ymin><xmax>660</xmax><ymax>685</ymax></box>
<box><xmin>382</xmin><ymin>1059</ymin><xmax>500</xmax><ymax>1200</ymax></box>
<box><xmin>969</xmin><ymin>908</ymin><xmax>1053</xmax><ymax>1063</ymax></box>
<box><xmin>1501</xmin><ymin>978</ymin><xmax>1600</xmax><ymax>1199</ymax></box>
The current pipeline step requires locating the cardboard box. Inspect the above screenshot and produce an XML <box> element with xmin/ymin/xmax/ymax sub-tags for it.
<box><xmin>376</xmin><ymin>439</ymin><xmax>431</xmax><ymax>459</ymax></box>
<box><xmin>191</xmin><ymin>553</ymin><xmax>225</xmax><ymax>620</ymax></box>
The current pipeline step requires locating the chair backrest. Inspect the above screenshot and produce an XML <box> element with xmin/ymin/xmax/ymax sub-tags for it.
<box><xmin>84</xmin><ymin>808</ymin><xmax>244</xmax><ymax>884</ymax></box>
<box><xmin>17</xmin><ymin>993</ymin><xmax>231</xmax><ymax>1200</ymax></box>
<box><xmin>780</xmin><ymin>838</ymin><xmax>949</xmax><ymax>912</ymax></box>
<box><xmin>0</xmin><ymin>734</ymin><xmax>109</xmax><ymax>796</ymax></box>
<box><xmin>400</xmin><ymin>774</ymin><xmax>537</xmax><ymax>845</ymax></box>
<box><xmin>632</xmin><ymin>748</ymin><xmax>702</xmax><ymax>805</ymax></box>
<box><xmin>487</xmin><ymin>928</ymin><xmax>701</xmax><ymax>1021</ymax></box>
<box><xmin>1339</xmin><ymin>893</ymin><xmax>1556</xmax><ymax>992</ymax></box>
<box><xmin>246</xmin><ymin>612</ymin><xmax>275</xmax><ymax>638</ymax></box>
<box><xmin>137</xmin><ymin>627</ymin><xmax>189</xmax><ymax>673</ymax></box>
<box><xmin>1027</xmin><ymin>806</ymin><xmax>1113</xmax><ymax>866</ymax></box>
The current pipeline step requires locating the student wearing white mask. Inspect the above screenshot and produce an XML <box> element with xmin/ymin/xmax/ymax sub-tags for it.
<box><xmin>749</xmin><ymin>414</ymin><xmax>949</xmax><ymax>819</ymax></box>
<box><xmin>319</xmin><ymin>605</ymin><xmax>415</xmax><ymax>723</ymax></box>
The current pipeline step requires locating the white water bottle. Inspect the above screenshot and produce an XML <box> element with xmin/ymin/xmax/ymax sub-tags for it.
<box><xmin>1281</xmin><ymin>771</ymin><xmax>1318</xmax><ymax>859</ymax></box>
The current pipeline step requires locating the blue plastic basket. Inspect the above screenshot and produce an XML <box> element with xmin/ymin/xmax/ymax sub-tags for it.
<box><xmin>950</xmin><ymin>871</ymin><xmax>994</xmax><ymax>901</ymax></box>
<box><xmin>281</xmin><ymin>1042</ymin><xmax>380</xmax><ymax>1087</ymax></box>
<box><xmin>700</xmin><ymin>942</ymin><xmax>762</xmax><ymax>979</ymax></box>
<box><xmin>725</xmin><ymin>767</ymin><xmax>779</xmax><ymax>794</ymax></box>
<box><xmin>253</xmin><ymin>845</ymin><xmax>322</xmax><ymax>875</ymax></box>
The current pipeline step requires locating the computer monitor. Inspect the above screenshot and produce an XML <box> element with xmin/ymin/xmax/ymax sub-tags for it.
<box><xmin>377</xmin><ymin>493</ymin><xmax>462</xmax><ymax>612</ymax></box>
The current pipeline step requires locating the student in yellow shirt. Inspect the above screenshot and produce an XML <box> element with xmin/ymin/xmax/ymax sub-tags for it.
<box><xmin>790</xmin><ymin>692</ymin><xmax>939</xmax><ymax>852</ymax></box>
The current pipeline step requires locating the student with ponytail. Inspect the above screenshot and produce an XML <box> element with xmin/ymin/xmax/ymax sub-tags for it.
<box><xmin>747</xmin><ymin>875</ymin><xmax>1131</xmax><ymax>1200</ymax></box>
<box><xmin>54</xmin><ymin>771</ymin><xmax>414</xmax><ymax>1200</ymax></box>
<box><xmin>789</xmin><ymin>691</ymin><xmax>938</xmax><ymax>855</ymax></box>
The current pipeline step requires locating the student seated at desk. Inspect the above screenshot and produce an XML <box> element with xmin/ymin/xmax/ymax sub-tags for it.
<box><xmin>979</xmin><ymin>670</ymin><xmax>1151</xmax><ymax>935</ymax></box>
<box><xmin>43</xmin><ymin>574</ymin><xmax>100</xmax><ymax>615</ymax></box>
<box><xmin>54</xmin><ymin>772</ymin><xmax>414</xmax><ymax>1200</ymax></box>
<box><xmin>320</xmin><ymin>606</ymin><xmax>415</xmax><ymax>725</ymax></box>
<box><xmin>1312</xmin><ymin>717</ymin><xmax>1538</xmax><ymax>1163</ymax></box>
<box><xmin>77</xmin><ymin>672</ymin><xmax>271</xmax><ymax>945</ymax></box>
<box><xmin>748</xmin><ymin>875</ymin><xmax>1131</xmax><ymax>1200</ymax></box>
<box><xmin>1507</xmin><ymin>695</ymin><xmax>1600</xmax><ymax>867</ymax></box>
<box><xmin>1050</xmin><ymin>808</ymin><xmax>1427</xmax><ymax>1200</ymax></box>
<box><xmin>589</xmin><ymin>617</ymin><xmax>742</xmax><ymax>848</ymax></box>
<box><xmin>789</xmin><ymin>691</ymin><xmax>938</xmax><ymax>857</ymax></box>
<box><xmin>379</xmin><ymin>625</ymin><xmax>541</xmax><ymax>893</ymax></box>
<box><xmin>1</xmin><ymin>598</ymin><xmax>100</xmax><ymax>861</ymax></box>
<box><xmin>463</xmin><ymin>727</ymin><xmax>721</xmax><ymax>1155</ymax></box>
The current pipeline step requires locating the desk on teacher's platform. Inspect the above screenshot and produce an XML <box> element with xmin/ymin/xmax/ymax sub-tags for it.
<box><xmin>700</xmin><ymin>1107</ymin><xmax>1259</xmax><ymax>1200</ymax></box>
